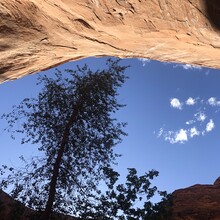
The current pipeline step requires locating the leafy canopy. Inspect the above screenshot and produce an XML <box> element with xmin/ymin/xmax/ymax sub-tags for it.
<box><xmin>0</xmin><ymin>59</ymin><xmax>171</xmax><ymax>219</ymax></box>
<box><xmin>0</xmin><ymin>59</ymin><xmax>128</xmax><ymax>215</ymax></box>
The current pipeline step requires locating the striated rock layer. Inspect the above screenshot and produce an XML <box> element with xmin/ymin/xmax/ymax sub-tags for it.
<box><xmin>171</xmin><ymin>177</ymin><xmax>220</xmax><ymax>220</ymax></box>
<box><xmin>0</xmin><ymin>0</ymin><xmax>220</xmax><ymax>83</ymax></box>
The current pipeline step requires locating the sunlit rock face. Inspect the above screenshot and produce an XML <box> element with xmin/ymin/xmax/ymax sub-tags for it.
<box><xmin>0</xmin><ymin>0</ymin><xmax>220</xmax><ymax>83</ymax></box>
<box><xmin>171</xmin><ymin>177</ymin><xmax>220</xmax><ymax>220</ymax></box>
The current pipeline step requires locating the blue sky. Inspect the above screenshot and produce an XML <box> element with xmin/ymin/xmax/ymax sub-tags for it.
<box><xmin>0</xmin><ymin>57</ymin><xmax>220</xmax><ymax>197</ymax></box>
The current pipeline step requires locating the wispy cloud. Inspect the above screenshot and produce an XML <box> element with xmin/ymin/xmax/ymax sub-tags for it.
<box><xmin>206</xmin><ymin>119</ymin><xmax>215</xmax><ymax>132</ymax></box>
<box><xmin>138</xmin><ymin>58</ymin><xmax>150</xmax><ymax>67</ymax></box>
<box><xmin>174</xmin><ymin>64</ymin><xmax>202</xmax><ymax>70</ymax></box>
<box><xmin>157</xmin><ymin>128</ymin><xmax>164</xmax><ymax>138</ymax></box>
<box><xmin>186</xmin><ymin>97</ymin><xmax>196</xmax><ymax>106</ymax></box>
<box><xmin>158</xmin><ymin>128</ymin><xmax>188</xmax><ymax>144</ymax></box>
<box><xmin>158</xmin><ymin>125</ymin><xmax>206</xmax><ymax>144</ymax></box>
<box><xmin>170</xmin><ymin>98</ymin><xmax>182</xmax><ymax>110</ymax></box>
<box><xmin>186</xmin><ymin>120</ymin><xmax>195</xmax><ymax>125</ymax></box>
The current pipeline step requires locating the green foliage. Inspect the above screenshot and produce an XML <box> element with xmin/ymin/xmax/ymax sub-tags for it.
<box><xmin>0</xmin><ymin>58</ymin><xmax>128</xmax><ymax>216</ymax></box>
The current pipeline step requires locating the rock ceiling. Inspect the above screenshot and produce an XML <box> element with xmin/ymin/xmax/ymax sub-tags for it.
<box><xmin>0</xmin><ymin>0</ymin><xmax>220</xmax><ymax>83</ymax></box>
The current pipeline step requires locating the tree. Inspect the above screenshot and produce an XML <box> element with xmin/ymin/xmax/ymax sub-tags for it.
<box><xmin>74</xmin><ymin>167</ymin><xmax>172</xmax><ymax>220</ymax></box>
<box><xmin>0</xmin><ymin>59</ymin><xmax>128</xmax><ymax>220</ymax></box>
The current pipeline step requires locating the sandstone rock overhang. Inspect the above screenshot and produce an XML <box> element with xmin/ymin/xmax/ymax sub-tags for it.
<box><xmin>0</xmin><ymin>0</ymin><xmax>220</xmax><ymax>83</ymax></box>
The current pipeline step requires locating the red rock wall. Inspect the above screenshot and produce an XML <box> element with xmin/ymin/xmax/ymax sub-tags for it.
<box><xmin>171</xmin><ymin>177</ymin><xmax>220</xmax><ymax>220</ymax></box>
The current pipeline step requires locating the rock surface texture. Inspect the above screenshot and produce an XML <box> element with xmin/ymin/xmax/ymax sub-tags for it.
<box><xmin>171</xmin><ymin>177</ymin><xmax>220</xmax><ymax>220</ymax></box>
<box><xmin>0</xmin><ymin>0</ymin><xmax>220</xmax><ymax>83</ymax></box>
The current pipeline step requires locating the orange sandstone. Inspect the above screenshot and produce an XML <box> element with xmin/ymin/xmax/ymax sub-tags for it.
<box><xmin>0</xmin><ymin>0</ymin><xmax>220</xmax><ymax>83</ymax></box>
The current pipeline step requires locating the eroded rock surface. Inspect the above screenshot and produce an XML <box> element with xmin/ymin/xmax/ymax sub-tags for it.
<box><xmin>171</xmin><ymin>177</ymin><xmax>220</xmax><ymax>220</ymax></box>
<box><xmin>0</xmin><ymin>0</ymin><xmax>220</xmax><ymax>83</ymax></box>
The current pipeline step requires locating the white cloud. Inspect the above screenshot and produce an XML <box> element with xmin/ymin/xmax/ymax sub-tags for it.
<box><xmin>164</xmin><ymin>134</ymin><xmax>175</xmax><ymax>144</ymax></box>
<box><xmin>182</xmin><ymin>64</ymin><xmax>202</xmax><ymax>70</ymax></box>
<box><xmin>208</xmin><ymin>97</ymin><xmax>220</xmax><ymax>106</ymax></box>
<box><xmin>190</xmin><ymin>127</ymin><xmax>200</xmax><ymax>138</ymax></box>
<box><xmin>138</xmin><ymin>58</ymin><xmax>150</xmax><ymax>67</ymax></box>
<box><xmin>157</xmin><ymin>95</ymin><xmax>219</xmax><ymax>144</ymax></box>
<box><xmin>186</xmin><ymin>97</ymin><xmax>196</xmax><ymax>106</ymax></box>
<box><xmin>175</xmin><ymin>129</ymin><xmax>188</xmax><ymax>143</ymax></box>
<box><xmin>160</xmin><ymin>129</ymin><xmax>188</xmax><ymax>144</ymax></box>
<box><xmin>163</xmin><ymin>131</ymin><xmax>174</xmax><ymax>143</ymax></box>
<box><xmin>208</xmin><ymin>97</ymin><xmax>216</xmax><ymax>106</ymax></box>
<box><xmin>173</xmin><ymin>64</ymin><xmax>202</xmax><ymax>70</ymax></box>
<box><xmin>158</xmin><ymin>127</ymin><xmax>201</xmax><ymax>144</ymax></box>
<box><xmin>195</xmin><ymin>112</ymin><xmax>206</xmax><ymax>122</ymax></box>
<box><xmin>170</xmin><ymin>98</ymin><xmax>182</xmax><ymax>110</ymax></box>
<box><xmin>158</xmin><ymin>118</ymin><xmax>215</xmax><ymax>144</ymax></box>
<box><xmin>206</xmin><ymin>119</ymin><xmax>215</xmax><ymax>132</ymax></box>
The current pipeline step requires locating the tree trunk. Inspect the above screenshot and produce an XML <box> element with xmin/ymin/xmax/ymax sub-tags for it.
<box><xmin>42</xmin><ymin>103</ymin><xmax>81</xmax><ymax>220</ymax></box>
<box><xmin>0</xmin><ymin>0</ymin><xmax>220</xmax><ymax>83</ymax></box>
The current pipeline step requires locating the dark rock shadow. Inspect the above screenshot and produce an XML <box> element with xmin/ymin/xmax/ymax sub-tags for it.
<box><xmin>205</xmin><ymin>0</ymin><xmax>220</xmax><ymax>30</ymax></box>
